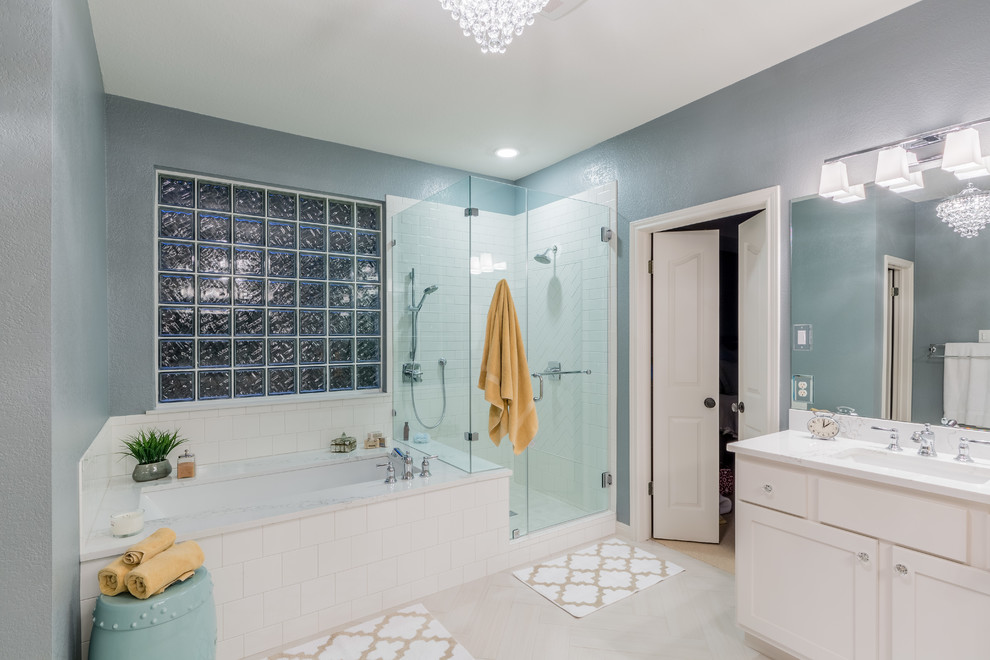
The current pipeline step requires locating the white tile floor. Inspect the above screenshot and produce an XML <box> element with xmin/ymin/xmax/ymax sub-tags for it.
<box><xmin>509</xmin><ymin>486</ymin><xmax>597</xmax><ymax>537</ymax></box>
<box><xmin>259</xmin><ymin>536</ymin><xmax>768</xmax><ymax>660</ymax></box>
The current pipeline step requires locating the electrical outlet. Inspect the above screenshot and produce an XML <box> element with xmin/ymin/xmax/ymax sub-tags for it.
<box><xmin>980</xmin><ymin>329</ymin><xmax>990</xmax><ymax>343</ymax></box>
<box><xmin>792</xmin><ymin>375</ymin><xmax>813</xmax><ymax>404</ymax></box>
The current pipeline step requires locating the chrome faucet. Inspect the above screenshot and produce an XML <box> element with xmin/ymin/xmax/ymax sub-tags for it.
<box><xmin>377</xmin><ymin>462</ymin><xmax>396</xmax><ymax>484</ymax></box>
<box><xmin>420</xmin><ymin>454</ymin><xmax>439</xmax><ymax>478</ymax></box>
<box><xmin>871</xmin><ymin>426</ymin><xmax>902</xmax><ymax>452</ymax></box>
<box><xmin>955</xmin><ymin>436</ymin><xmax>990</xmax><ymax>463</ymax></box>
<box><xmin>912</xmin><ymin>423</ymin><xmax>937</xmax><ymax>457</ymax></box>
<box><xmin>393</xmin><ymin>447</ymin><xmax>415</xmax><ymax>480</ymax></box>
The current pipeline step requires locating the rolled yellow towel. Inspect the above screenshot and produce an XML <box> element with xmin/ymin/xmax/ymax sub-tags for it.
<box><xmin>125</xmin><ymin>541</ymin><xmax>204</xmax><ymax>599</ymax></box>
<box><xmin>97</xmin><ymin>557</ymin><xmax>132</xmax><ymax>596</ymax></box>
<box><xmin>122</xmin><ymin>527</ymin><xmax>176</xmax><ymax>566</ymax></box>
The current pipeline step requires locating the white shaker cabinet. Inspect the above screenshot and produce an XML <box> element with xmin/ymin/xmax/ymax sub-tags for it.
<box><xmin>890</xmin><ymin>545</ymin><xmax>990</xmax><ymax>660</ymax></box>
<box><xmin>733</xmin><ymin>450</ymin><xmax>990</xmax><ymax>660</ymax></box>
<box><xmin>737</xmin><ymin>501</ymin><xmax>878</xmax><ymax>660</ymax></box>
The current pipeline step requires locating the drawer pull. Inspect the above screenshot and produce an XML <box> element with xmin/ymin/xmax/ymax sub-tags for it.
<box><xmin>762</xmin><ymin>484</ymin><xmax>773</xmax><ymax>493</ymax></box>
<box><xmin>894</xmin><ymin>563</ymin><xmax>908</xmax><ymax>576</ymax></box>
<box><xmin>856</xmin><ymin>552</ymin><xmax>870</xmax><ymax>563</ymax></box>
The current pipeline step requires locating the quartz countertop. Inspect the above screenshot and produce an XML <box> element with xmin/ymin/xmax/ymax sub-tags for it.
<box><xmin>729</xmin><ymin>430</ymin><xmax>990</xmax><ymax>506</ymax></box>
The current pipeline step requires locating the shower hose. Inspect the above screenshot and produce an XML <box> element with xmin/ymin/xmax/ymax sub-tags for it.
<box><xmin>410</xmin><ymin>358</ymin><xmax>447</xmax><ymax>430</ymax></box>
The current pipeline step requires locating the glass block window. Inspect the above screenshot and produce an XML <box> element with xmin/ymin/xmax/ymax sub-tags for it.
<box><xmin>156</xmin><ymin>171</ymin><xmax>383</xmax><ymax>403</ymax></box>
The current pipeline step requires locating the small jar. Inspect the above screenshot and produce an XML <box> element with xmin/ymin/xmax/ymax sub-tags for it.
<box><xmin>177</xmin><ymin>449</ymin><xmax>196</xmax><ymax>479</ymax></box>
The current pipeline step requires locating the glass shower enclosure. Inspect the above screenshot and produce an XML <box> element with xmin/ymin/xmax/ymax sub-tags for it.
<box><xmin>391</xmin><ymin>176</ymin><xmax>611</xmax><ymax>538</ymax></box>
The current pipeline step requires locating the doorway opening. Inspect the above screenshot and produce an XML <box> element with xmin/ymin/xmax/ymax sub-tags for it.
<box><xmin>627</xmin><ymin>187</ymin><xmax>782</xmax><ymax>550</ymax></box>
<box><xmin>881</xmin><ymin>256</ymin><xmax>915</xmax><ymax>421</ymax></box>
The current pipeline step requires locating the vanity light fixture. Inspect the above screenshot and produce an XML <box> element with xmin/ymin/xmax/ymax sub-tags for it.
<box><xmin>818</xmin><ymin>161</ymin><xmax>852</xmax><ymax>198</ymax></box>
<box><xmin>875</xmin><ymin>147</ymin><xmax>913</xmax><ymax>188</ymax></box>
<box><xmin>940</xmin><ymin>128</ymin><xmax>990</xmax><ymax>179</ymax></box>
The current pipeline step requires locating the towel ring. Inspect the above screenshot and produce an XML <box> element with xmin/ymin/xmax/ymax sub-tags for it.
<box><xmin>531</xmin><ymin>373</ymin><xmax>544</xmax><ymax>402</ymax></box>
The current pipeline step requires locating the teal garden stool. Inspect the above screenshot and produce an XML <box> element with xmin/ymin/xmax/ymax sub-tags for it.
<box><xmin>89</xmin><ymin>567</ymin><xmax>216</xmax><ymax>660</ymax></box>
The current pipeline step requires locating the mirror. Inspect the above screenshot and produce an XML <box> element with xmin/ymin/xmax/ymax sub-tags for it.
<box><xmin>791</xmin><ymin>170</ymin><xmax>990</xmax><ymax>426</ymax></box>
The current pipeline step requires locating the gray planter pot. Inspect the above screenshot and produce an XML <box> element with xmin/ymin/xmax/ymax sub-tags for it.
<box><xmin>132</xmin><ymin>459</ymin><xmax>172</xmax><ymax>482</ymax></box>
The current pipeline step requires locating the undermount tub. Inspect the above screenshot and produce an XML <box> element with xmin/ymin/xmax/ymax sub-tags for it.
<box><xmin>81</xmin><ymin>446</ymin><xmax>504</xmax><ymax>561</ymax></box>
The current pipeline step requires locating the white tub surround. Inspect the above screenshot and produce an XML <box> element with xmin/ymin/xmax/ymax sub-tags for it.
<box><xmin>79</xmin><ymin>443</ymin><xmax>616</xmax><ymax>659</ymax></box>
<box><xmin>730</xmin><ymin>429</ymin><xmax>990</xmax><ymax>660</ymax></box>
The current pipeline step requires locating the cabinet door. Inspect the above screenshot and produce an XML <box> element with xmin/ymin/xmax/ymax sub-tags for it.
<box><xmin>737</xmin><ymin>501</ymin><xmax>878</xmax><ymax>660</ymax></box>
<box><xmin>891</xmin><ymin>546</ymin><xmax>990</xmax><ymax>660</ymax></box>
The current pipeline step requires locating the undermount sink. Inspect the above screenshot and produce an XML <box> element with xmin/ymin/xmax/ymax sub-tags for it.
<box><xmin>832</xmin><ymin>448</ymin><xmax>990</xmax><ymax>485</ymax></box>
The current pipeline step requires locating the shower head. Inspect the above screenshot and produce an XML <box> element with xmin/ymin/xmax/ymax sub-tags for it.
<box><xmin>411</xmin><ymin>284</ymin><xmax>439</xmax><ymax>312</ymax></box>
<box><xmin>534</xmin><ymin>245</ymin><xmax>558</xmax><ymax>264</ymax></box>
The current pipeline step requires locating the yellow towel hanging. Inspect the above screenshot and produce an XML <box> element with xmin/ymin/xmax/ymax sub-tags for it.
<box><xmin>478</xmin><ymin>279</ymin><xmax>538</xmax><ymax>454</ymax></box>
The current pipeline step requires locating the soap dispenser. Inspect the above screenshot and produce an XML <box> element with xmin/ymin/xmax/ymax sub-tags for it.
<box><xmin>177</xmin><ymin>449</ymin><xmax>196</xmax><ymax>479</ymax></box>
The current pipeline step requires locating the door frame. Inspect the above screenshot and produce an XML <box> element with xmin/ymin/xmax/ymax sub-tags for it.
<box><xmin>627</xmin><ymin>187</ymin><xmax>782</xmax><ymax>541</ymax></box>
<box><xmin>880</xmin><ymin>255</ymin><xmax>914</xmax><ymax>421</ymax></box>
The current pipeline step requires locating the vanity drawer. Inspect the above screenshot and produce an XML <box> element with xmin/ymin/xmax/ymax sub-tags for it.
<box><xmin>737</xmin><ymin>458</ymin><xmax>807</xmax><ymax>517</ymax></box>
<box><xmin>818</xmin><ymin>477</ymin><xmax>968</xmax><ymax>562</ymax></box>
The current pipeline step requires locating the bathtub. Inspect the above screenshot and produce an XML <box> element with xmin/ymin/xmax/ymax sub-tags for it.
<box><xmin>81</xmin><ymin>446</ymin><xmax>494</xmax><ymax>562</ymax></box>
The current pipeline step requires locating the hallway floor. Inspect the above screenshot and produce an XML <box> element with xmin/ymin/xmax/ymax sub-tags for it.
<box><xmin>654</xmin><ymin>513</ymin><xmax>736</xmax><ymax>574</ymax></box>
<box><xmin>259</xmin><ymin>536</ymin><xmax>765</xmax><ymax>660</ymax></box>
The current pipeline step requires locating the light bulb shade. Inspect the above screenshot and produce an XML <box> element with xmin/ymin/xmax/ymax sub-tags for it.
<box><xmin>480</xmin><ymin>252</ymin><xmax>494</xmax><ymax>272</ymax></box>
<box><xmin>875</xmin><ymin>147</ymin><xmax>912</xmax><ymax>188</ymax></box>
<box><xmin>834</xmin><ymin>184</ymin><xmax>866</xmax><ymax>204</ymax></box>
<box><xmin>819</xmin><ymin>161</ymin><xmax>851</xmax><ymax>198</ymax></box>
<box><xmin>942</xmin><ymin>128</ymin><xmax>988</xmax><ymax>177</ymax></box>
<box><xmin>470</xmin><ymin>256</ymin><xmax>482</xmax><ymax>275</ymax></box>
<box><xmin>954</xmin><ymin>156</ymin><xmax>990</xmax><ymax>180</ymax></box>
<box><xmin>889</xmin><ymin>171</ymin><xmax>924</xmax><ymax>193</ymax></box>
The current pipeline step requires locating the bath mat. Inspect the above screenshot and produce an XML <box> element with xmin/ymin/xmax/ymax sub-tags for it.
<box><xmin>265</xmin><ymin>604</ymin><xmax>474</xmax><ymax>660</ymax></box>
<box><xmin>513</xmin><ymin>537</ymin><xmax>684</xmax><ymax>618</ymax></box>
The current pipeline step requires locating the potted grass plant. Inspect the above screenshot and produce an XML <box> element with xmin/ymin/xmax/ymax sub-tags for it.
<box><xmin>120</xmin><ymin>429</ymin><xmax>188</xmax><ymax>482</ymax></box>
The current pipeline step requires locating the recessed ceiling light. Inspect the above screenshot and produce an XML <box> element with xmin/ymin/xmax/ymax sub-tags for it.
<box><xmin>495</xmin><ymin>147</ymin><xmax>519</xmax><ymax>158</ymax></box>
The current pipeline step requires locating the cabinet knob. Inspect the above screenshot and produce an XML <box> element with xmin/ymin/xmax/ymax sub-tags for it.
<box><xmin>762</xmin><ymin>484</ymin><xmax>773</xmax><ymax>493</ymax></box>
<box><xmin>856</xmin><ymin>552</ymin><xmax>870</xmax><ymax>563</ymax></box>
<box><xmin>894</xmin><ymin>563</ymin><xmax>908</xmax><ymax>576</ymax></box>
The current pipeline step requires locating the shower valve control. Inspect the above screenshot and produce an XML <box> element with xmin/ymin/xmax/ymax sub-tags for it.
<box><xmin>402</xmin><ymin>363</ymin><xmax>423</xmax><ymax>383</ymax></box>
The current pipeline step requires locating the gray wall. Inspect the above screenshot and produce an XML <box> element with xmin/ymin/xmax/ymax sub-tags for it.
<box><xmin>517</xmin><ymin>0</ymin><xmax>990</xmax><ymax>523</ymax></box>
<box><xmin>0</xmin><ymin>0</ymin><xmax>55</xmax><ymax>655</ymax></box>
<box><xmin>106</xmin><ymin>97</ymin><xmax>494</xmax><ymax>415</ymax></box>
<box><xmin>51</xmin><ymin>0</ymin><xmax>109</xmax><ymax>655</ymax></box>
<box><xmin>912</xmin><ymin>199</ymin><xmax>990</xmax><ymax>423</ymax></box>
<box><xmin>791</xmin><ymin>196</ymin><xmax>879</xmax><ymax>416</ymax></box>
<box><xmin>0</xmin><ymin>0</ymin><xmax>108</xmax><ymax>657</ymax></box>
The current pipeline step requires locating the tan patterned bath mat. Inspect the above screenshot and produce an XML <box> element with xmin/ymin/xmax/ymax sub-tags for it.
<box><xmin>513</xmin><ymin>537</ymin><xmax>684</xmax><ymax>617</ymax></box>
<box><xmin>265</xmin><ymin>604</ymin><xmax>474</xmax><ymax>660</ymax></box>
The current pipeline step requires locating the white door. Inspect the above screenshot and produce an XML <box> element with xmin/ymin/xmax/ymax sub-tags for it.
<box><xmin>737</xmin><ymin>211</ymin><xmax>771</xmax><ymax>440</ymax></box>
<box><xmin>652</xmin><ymin>230</ymin><xmax>719</xmax><ymax>542</ymax></box>
<box><xmin>891</xmin><ymin>545</ymin><xmax>990</xmax><ymax>660</ymax></box>
<box><xmin>737</xmin><ymin>502</ymin><xmax>879</xmax><ymax>660</ymax></box>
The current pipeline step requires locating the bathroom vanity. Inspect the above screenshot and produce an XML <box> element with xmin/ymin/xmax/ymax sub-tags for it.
<box><xmin>730</xmin><ymin>429</ymin><xmax>990</xmax><ymax>660</ymax></box>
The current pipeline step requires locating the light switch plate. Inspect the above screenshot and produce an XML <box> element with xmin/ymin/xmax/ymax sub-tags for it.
<box><xmin>980</xmin><ymin>329</ymin><xmax>990</xmax><ymax>343</ymax></box>
<box><xmin>793</xmin><ymin>324</ymin><xmax>812</xmax><ymax>351</ymax></box>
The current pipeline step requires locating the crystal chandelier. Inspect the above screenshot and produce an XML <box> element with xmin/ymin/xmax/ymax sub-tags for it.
<box><xmin>936</xmin><ymin>183</ymin><xmax>990</xmax><ymax>238</ymax></box>
<box><xmin>438</xmin><ymin>0</ymin><xmax>550</xmax><ymax>54</ymax></box>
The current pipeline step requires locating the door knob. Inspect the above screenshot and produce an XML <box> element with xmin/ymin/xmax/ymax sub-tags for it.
<box><xmin>737</xmin><ymin>401</ymin><xmax>746</xmax><ymax>413</ymax></box>
<box><xmin>704</xmin><ymin>397</ymin><xmax>716</xmax><ymax>408</ymax></box>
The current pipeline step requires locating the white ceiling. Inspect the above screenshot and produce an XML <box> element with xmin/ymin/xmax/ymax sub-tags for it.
<box><xmin>88</xmin><ymin>0</ymin><xmax>920</xmax><ymax>180</ymax></box>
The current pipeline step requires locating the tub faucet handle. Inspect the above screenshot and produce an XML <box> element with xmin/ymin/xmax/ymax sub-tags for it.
<box><xmin>420</xmin><ymin>455</ymin><xmax>439</xmax><ymax>478</ymax></box>
<box><xmin>377</xmin><ymin>462</ymin><xmax>397</xmax><ymax>485</ymax></box>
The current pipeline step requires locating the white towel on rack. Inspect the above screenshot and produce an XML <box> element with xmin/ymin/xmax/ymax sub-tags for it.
<box><xmin>943</xmin><ymin>342</ymin><xmax>990</xmax><ymax>428</ymax></box>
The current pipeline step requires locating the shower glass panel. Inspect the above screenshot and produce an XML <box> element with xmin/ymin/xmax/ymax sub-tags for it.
<box><xmin>391</xmin><ymin>176</ymin><xmax>610</xmax><ymax>538</ymax></box>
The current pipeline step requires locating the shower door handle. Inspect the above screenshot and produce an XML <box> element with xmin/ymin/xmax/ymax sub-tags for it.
<box><xmin>531</xmin><ymin>373</ymin><xmax>544</xmax><ymax>402</ymax></box>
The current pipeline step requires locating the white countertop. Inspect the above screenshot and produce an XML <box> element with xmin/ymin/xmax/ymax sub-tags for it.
<box><xmin>81</xmin><ymin>446</ymin><xmax>511</xmax><ymax>562</ymax></box>
<box><xmin>729</xmin><ymin>430</ymin><xmax>990</xmax><ymax>506</ymax></box>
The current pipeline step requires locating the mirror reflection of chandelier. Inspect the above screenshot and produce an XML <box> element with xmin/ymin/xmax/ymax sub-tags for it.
<box><xmin>438</xmin><ymin>0</ymin><xmax>550</xmax><ymax>54</ymax></box>
<box><xmin>936</xmin><ymin>182</ymin><xmax>990</xmax><ymax>238</ymax></box>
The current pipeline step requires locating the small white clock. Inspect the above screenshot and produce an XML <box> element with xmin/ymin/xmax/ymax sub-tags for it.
<box><xmin>807</xmin><ymin>411</ymin><xmax>840</xmax><ymax>440</ymax></box>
